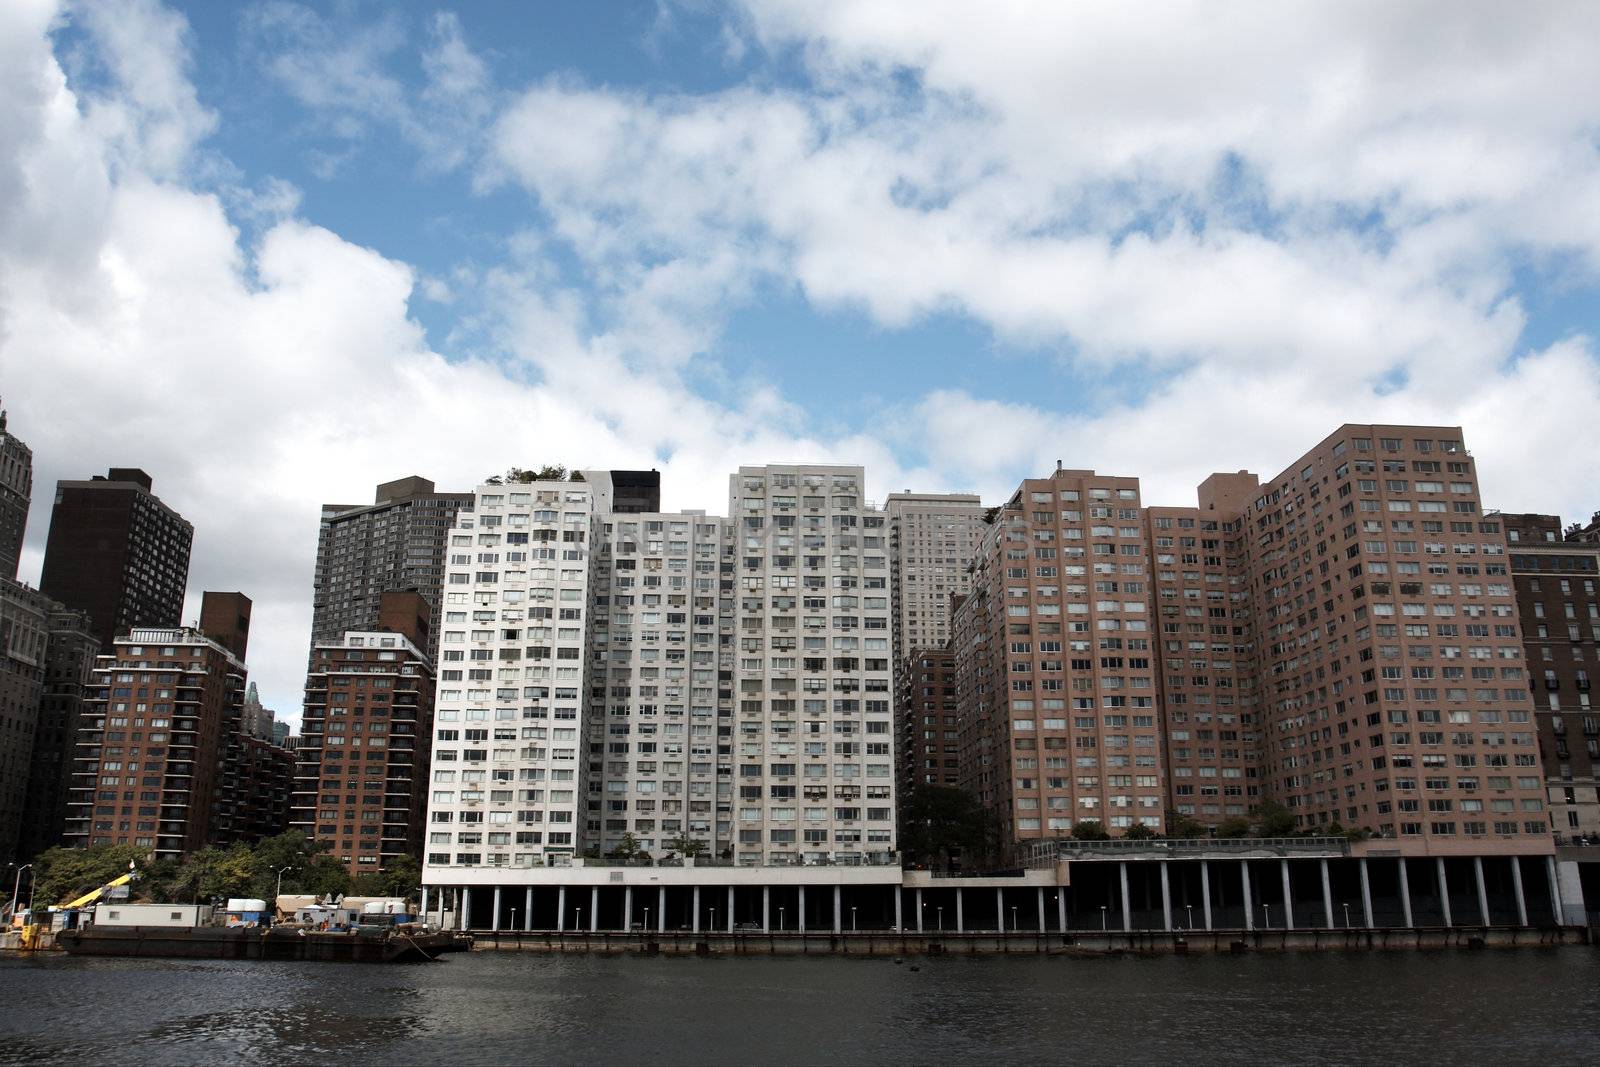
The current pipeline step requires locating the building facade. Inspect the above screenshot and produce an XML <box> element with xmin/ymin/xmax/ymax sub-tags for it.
<box><xmin>1147</xmin><ymin>484</ymin><xmax>1264</xmax><ymax>826</ymax></box>
<box><xmin>1231</xmin><ymin>426</ymin><xmax>1545</xmax><ymax>849</ymax></box>
<box><xmin>954</xmin><ymin>469</ymin><xmax>1166</xmax><ymax>849</ymax></box>
<box><xmin>39</xmin><ymin>468</ymin><xmax>193</xmax><ymax>651</ymax></box>
<box><xmin>1503</xmin><ymin>512</ymin><xmax>1600</xmax><ymax>842</ymax></box>
<box><xmin>885</xmin><ymin>492</ymin><xmax>986</xmax><ymax>669</ymax></box>
<box><xmin>65</xmin><ymin>619</ymin><xmax>247</xmax><ymax>856</ymax></box>
<box><xmin>311</xmin><ymin>476</ymin><xmax>474</xmax><ymax>663</ymax></box>
<box><xmin>420</xmin><ymin>463</ymin><xmax>898</xmax><ymax>891</ymax></box>
<box><xmin>587</xmin><ymin>511</ymin><xmax>733</xmax><ymax>860</ymax></box>
<box><xmin>953</xmin><ymin>427</ymin><xmax>1551</xmax><ymax>867</ymax></box>
<box><xmin>18</xmin><ymin>607</ymin><xmax>99</xmax><ymax>859</ymax></box>
<box><xmin>423</xmin><ymin>475</ymin><xmax>605</xmax><ymax>871</ymax></box>
<box><xmin>0</xmin><ymin>407</ymin><xmax>32</xmax><ymax>583</ymax></box>
<box><xmin>293</xmin><ymin>592</ymin><xmax>436</xmax><ymax>875</ymax></box>
<box><xmin>729</xmin><ymin>465</ymin><xmax>897</xmax><ymax>865</ymax></box>
<box><xmin>896</xmin><ymin>647</ymin><xmax>959</xmax><ymax>793</ymax></box>
<box><xmin>0</xmin><ymin>580</ymin><xmax>51</xmax><ymax>863</ymax></box>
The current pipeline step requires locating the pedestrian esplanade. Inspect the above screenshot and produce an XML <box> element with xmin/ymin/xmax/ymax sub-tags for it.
<box><xmin>422</xmin><ymin>841</ymin><xmax>1582</xmax><ymax>934</ymax></box>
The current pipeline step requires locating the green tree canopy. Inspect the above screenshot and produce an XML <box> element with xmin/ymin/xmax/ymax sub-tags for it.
<box><xmin>900</xmin><ymin>785</ymin><xmax>994</xmax><ymax>871</ymax></box>
<box><xmin>1070</xmin><ymin>819</ymin><xmax>1110</xmax><ymax>841</ymax></box>
<box><xmin>1252</xmin><ymin>801</ymin><xmax>1297</xmax><ymax>837</ymax></box>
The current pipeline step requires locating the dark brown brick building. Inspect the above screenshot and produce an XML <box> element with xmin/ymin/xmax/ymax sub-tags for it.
<box><xmin>1504</xmin><ymin>512</ymin><xmax>1600</xmax><ymax>842</ymax></box>
<box><xmin>292</xmin><ymin>591</ymin><xmax>435</xmax><ymax>875</ymax></box>
<box><xmin>65</xmin><ymin>613</ymin><xmax>247</xmax><ymax>857</ymax></box>
<box><xmin>897</xmin><ymin>648</ymin><xmax>960</xmax><ymax>794</ymax></box>
<box><xmin>40</xmin><ymin>468</ymin><xmax>192</xmax><ymax>651</ymax></box>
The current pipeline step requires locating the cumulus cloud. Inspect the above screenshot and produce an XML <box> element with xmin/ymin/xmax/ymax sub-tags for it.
<box><xmin>3</xmin><ymin>0</ymin><xmax>1599</xmax><ymax>724</ymax></box>
<box><xmin>0</xmin><ymin>0</ymin><xmax>908</xmax><ymax>721</ymax></box>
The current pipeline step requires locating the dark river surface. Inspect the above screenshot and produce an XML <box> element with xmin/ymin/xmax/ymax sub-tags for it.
<box><xmin>2</xmin><ymin>948</ymin><xmax>1598</xmax><ymax>1065</ymax></box>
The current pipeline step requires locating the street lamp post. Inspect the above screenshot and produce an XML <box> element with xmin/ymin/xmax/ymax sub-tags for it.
<box><xmin>273</xmin><ymin>866</ymin><xmax>295</xmax><ymax>900</ymax></box>
<box><xmin>1185</xmin><ymin>904</ymin><xmax>1194</xmax><ymax>930</ymax></box>
<box><xmin>710</xmin><ymin>907</ymin><xmax>716</xmax><ymax>933</ymax></box>
<box><xmin>1010</xmin><ymin>905</ymin><xmax>1017</xmax><ymax>933</ymax></box>
<box><xmin>1100</xmin><ymin>905</ymin><xmax>1107</xmax><ymax>932</ymax></box>
<box><xmin>644</xmin><ymin>907</ymin><xmax>651</xmax><ymax>933</ymax></box>
<box><xmin>576</xmin><ymin>907</ymin><xmax>583</xmax><ymax>932</ymax></box>
<box><xmin>937</xmin><ymin>906</ymin><xmax>944</xmax><ymax>932</ymax></box>
<box><xmin>1263</xmin><ymin>903</ymin><xmax>1272</xmax><ymax>929</ymax></box>
<box><xmin>851</xmin><ymin>906</ymin><xmax>857</xmax><ymax>932</ymax></box>
<box><xmin>778</xmin><ymin>906</ymin><xmax>785</xmax><ymax>932</ymax></box>
<box><xmin>510</xmin><ymin>908</ymin><xmax>518</xmax><ymax>932</ymax></box>
<box><xmin>1343</xmin><ymin>903</ymin><xmax>1351</xmax><ymax>928</ymax></box>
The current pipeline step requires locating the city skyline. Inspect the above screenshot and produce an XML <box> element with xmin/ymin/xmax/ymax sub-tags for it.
<box><xmin>3</xmin><ymin>0</ymin><xmax>1599</xmax><ymax>725</ymax></box>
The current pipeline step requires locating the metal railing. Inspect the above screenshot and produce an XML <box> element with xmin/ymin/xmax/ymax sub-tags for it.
<box><xmin>1029</xmin><ymin>837</ymin><xmax>1351</xmax><ymax>862</ymax></box>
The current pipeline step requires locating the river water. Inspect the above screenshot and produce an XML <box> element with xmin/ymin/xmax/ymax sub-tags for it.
<box><xmin>2</xmin><ymin>949</ymin><xmax>1596</xmax><ymax>1065</ymax></box>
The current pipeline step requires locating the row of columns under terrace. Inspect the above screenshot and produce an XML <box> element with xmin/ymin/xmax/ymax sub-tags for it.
<box><xmin>420</xmin><ymin>854</ymin><xmax>1567</xmax><ymax>934</ymax></box>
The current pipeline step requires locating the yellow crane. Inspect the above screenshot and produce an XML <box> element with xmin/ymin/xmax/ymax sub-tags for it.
<box><xmin>60</xmin><ymin>870</ymin><xmax>136</xmax><ymax>910</ymax></box>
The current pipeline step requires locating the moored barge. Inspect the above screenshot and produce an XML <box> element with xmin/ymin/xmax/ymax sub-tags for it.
<box><xmin>55</xmin><ymin>925</ymin><xmax>455</xmax><ymax>962</ymax></box>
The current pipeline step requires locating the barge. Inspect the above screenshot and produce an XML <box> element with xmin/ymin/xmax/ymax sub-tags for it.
<box><xmin>55</xmin><ymin>924</ymin><xmax>456</xmax><ymax>963</ymax></box>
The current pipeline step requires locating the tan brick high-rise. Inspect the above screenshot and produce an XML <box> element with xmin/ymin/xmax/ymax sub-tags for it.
<box><xmin>955</xmin><ymin>468</ymin><xmax>1165</xmax><ymax>849</ymax></box>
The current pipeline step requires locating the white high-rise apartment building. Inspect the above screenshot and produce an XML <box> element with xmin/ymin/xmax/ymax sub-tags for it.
<box><xmin>587</xmin><ymin>511</ymin><xmax>734</xmax><ymax>859</ymax></box>
<box><xmin>425</xmin><ymin>476</ymin><xmax>602</xmax><ymax>870</ymax></box>
<box><xmin>729</xmin><ymin>465</ymin><xmax>897</xmax><ymax>865</ymax></box>
<box><xmin>885</xmin><ymin>492</ymin><xmax>987</xmax><ymax>665</ymax></box>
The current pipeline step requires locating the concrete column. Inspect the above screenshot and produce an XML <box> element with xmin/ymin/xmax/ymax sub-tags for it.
<box><xmin>1119</xmin><ymin>862</ymin><xmax>1131</xmax><ymax>933</ymax></box>
<box><xmin>1547</xmin><ymin>855</ymin><xmax>1564</xmax><ymax>925</ymax></box>
<box><xmin>996</xmin><ymin>887</ymin><xmax>1005</xmax><ymax>932</ymax></box>
<box><xmin>492</xmin><ymin>886</ymin><xmax>502</xmax><ymax>932</ymax></box>
<box><xmin>834</xmin><ymin>885</ymin><xmax>842</xmax><ymax>934</ymax></box>
<box><xmin>1201</xmin><ymin>860</ymin><xmax>1213</xmax><ymax>930</ymax></box>
<box><xmin>657</xmin><ymin>886</ymin><xmax>666</xmax><ymax>933</ymax></box>
<box><xmin>1241</xmin><ymin>861</ymin><xmax>1254</xmax><ymax>932</ymax></box>
<box><xmin>692</xmin><ymin>886</ymin><xmax>701</xmax><ymax>934</ymax></box>
<box><xmin>728</xmin><ymin>886</ymin><xmax>736</xmax><ymax>933</ymax></box>
<box><xmin>1056</xmin><ymin>889</ymin><xmax>1067</xmax><ymax>934</ymax></box>
<box><xmin>1510</xmin><ymin>858</ymin><xmax>1528</xmax><ymax>927</ymax></box>
<box><xmin>1473</xmin><ymin>857</ymin><xmax>1490</xmax><ymax>927</ymax></box>
<box><xmin>624</xmin><ymin>887</ymin><xmax>633</xmax><ymax>932</ymax></box>
<box><xmin>762</xmin><ymin>886</ymin><xmax>771</xmax><ymax>932</ymax></box>
<box><xmin>1556</xmin><ymin>859</ymin><xmax>1587</xmax><ymax>926</ymax></box>
<box><xmin>1037</xmin><ymin>887</ymin><xmax>1047</xmax><ymax>934</ymax></box>
<box><xmin>1320</xmin><ymin>859</ymin><xmax>1333</xmax><ymax>929</ymax></box>
<box><xmin>1398</xmin><ymin>859</ymin><xmax>1414</xmax><ymax>928</ymax></box>
<box><xmin>1159</xmin><ymin>861</ymin><xmax>1172</xmax><ymax>932</ymax></box>
<box><xmin>556</xmin><ymin>886</ymin><xmax>566</xmax><ymax>932</ymax></box>
<box><xmin>895</xmin><ymin>887</ymin><xmax>904</xmax><ymax>932</ymax></box>
<box><xmin>462</xmin><ymin>887</ymin><xmax>473</xmax><ymax>931</ymax></box>
<box><xmin>1359</xmin><ymin>858</ymin><xmax>1374</xmax><ymax>929</ymax></box>
<box><xmin>799</xmin><ymin>886</ymin><xmax>807</xmax><ymax>934</ymax></box>
<box><xmin>1279</xmin><ymin>859</ymin><xmax>1294</xmax><ymax>930</ymax></box>
<box><xmin>590</xmin><ymin>887</ymin><xmax>599</xmax><ymax>933</ymax></box>
<box><xmin>955</xmin><ymin>887</ymin><xmax>965</xmax><ymax>933</ymax></box>
<box><xmin>916</xmin><ymin>888</ymin><xmax>924</xmax><ymax>933</ymax></box>
<box><xmin>524</xmin><ymin>887</ymin><xmax>533</xmax><ymax>931</ymax></box>
<box><xmin>1436</xmin><ymin>857</ymin><xmax>1453</xmax><ymax>927</ymax></box>
<box><xmin>421</xmin><ymin>887</ymin><xmax>429</xmax><ymax>922</ymax></box>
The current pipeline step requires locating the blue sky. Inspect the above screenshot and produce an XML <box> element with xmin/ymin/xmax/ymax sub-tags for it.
<box><xmin>3</xmin><ymin>0</ymin><xmax>1599</xmax><ymax>718</ymax></box>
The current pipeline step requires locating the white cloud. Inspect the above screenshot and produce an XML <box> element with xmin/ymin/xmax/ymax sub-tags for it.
<box><xmin>4</xmin><ymin>0</ymin><xmax>1599</xmax><ymax>726</ymax></box>
<box><xmin>0</xmin><ymin>0</ymin><xmax>920</xmax><ymax>722</ymax></box>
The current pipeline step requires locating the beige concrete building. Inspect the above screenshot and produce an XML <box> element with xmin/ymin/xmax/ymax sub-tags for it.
<box><xmin>729</xmin><ymin>465</ymin><xmax>896</xmax><ymax>865</ymax></box>
<box><xmin>587</xmin><ymin>512</ymin><xmax>733</xmax><ymax>860</ymax></box>
<box><xmin>885</xmin><ymin>492</ymin><xmax>986</xmax><ymax>668</ymax></box>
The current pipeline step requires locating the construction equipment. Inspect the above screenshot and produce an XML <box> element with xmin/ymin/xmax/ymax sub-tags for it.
<box><xmin>60</xmin><ymin>870</ymin><xmax>136</xmax><ymax>910</ymax></box>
